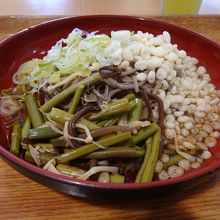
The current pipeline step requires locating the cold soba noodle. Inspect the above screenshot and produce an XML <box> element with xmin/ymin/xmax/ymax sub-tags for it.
<box><xmin>1</xmin><ymin>29</ymin><xmax>219</xmax><ymax>183</ymax></box>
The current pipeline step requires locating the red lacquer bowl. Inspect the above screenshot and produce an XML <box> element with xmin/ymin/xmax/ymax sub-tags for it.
<box><xmin>0</xmin><ymin>16</ymin><xmax>220</xmax><ymax>199</ymax></box>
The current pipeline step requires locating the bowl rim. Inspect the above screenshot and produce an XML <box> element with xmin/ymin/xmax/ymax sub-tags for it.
<box><xmin>1</xmin><ymin>140</ymin><xmax>220</xmax><ymax>190</ymax></box>
<box><xmin>0</xmin><ymin>15</ymin><xmax>220</xmax><ymax>190</ymax></box>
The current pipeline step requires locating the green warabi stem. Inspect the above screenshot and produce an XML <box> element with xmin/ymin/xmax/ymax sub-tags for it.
<box><xmin>132</xmin><ymin>123</ymin><xmax>159</xmax><ymax>144</ymax></box>
<box><xmin>140</xmin><ymin>129</ymin><xmax>161</xmax><ymax>182</ymax></box>
<box><xmin>128</xmin><ymin>98</ymin><xmax>143</xmax><ymax>122</ymax></box>
<box><xmin>135</xmin><ymin>137</ymin><xmax>152</xmax><ymax>183</ymax></box>
<box><xmin>56</xmin><ymin>132</ymin><xmax>131</xmax><ymax>163</ymax></box>
<box><xmin>56</xmin><ymin>164</ymin><xmax>85</xmax><ymax>178</ymax></box>
<box><xmin>50</xmin><ymin>107</ymin><xmax>100</xmax><ymax>130</ymax></box>
<box><xmin>24</xmin><ymin>93</ymin><xmax>44</xmax><ymax>128</ymax></box>
<box><xmin>86</xmin><ymin>146</ymin><xmax>145</xmax><ymax>159</ymax></box>
<box><xmin>28</xmin><ymin>126</ymin><xmax>61</xmax><ymax>139</ymax></box>
<box><xmin>21</xmin><ymin>115</ymin><xmax>31</xmax><ymax>140</ymax></box>
<box><xmin>10</xmin><ymin>120</ymin><xmax>21</xmax><ymax>156</ymax></box>
<box><xmin>40</xmin><ymin>72</ymin><xmax>101</xmax><ymax>112</ymax></box>
<box><xmin>89</xmin><ymin>99</ymin><xmax>131</xmax><ymax>121</ymax></box>
<box><xmin>110</xmin><ymin>174</ymin><xmax>125</xmax><ymax>183</ymax></box>
<box><xmin>68</xmin><ymin>85</ymin><xmax>84</xmax><ymax>114</ymax></box>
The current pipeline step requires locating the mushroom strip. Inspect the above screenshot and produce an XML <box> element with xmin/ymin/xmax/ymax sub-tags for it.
<box><xmin>121</xmin><ymin>68</ymin><xmax>136</xmax><ymax>76</ymax></box>
<box><xmin>140</xmin><ymin>90</ymin><xmax>153</xmax><ymax>122</ymax></box>
<box><xmin>51</xmin><ymin>138</ymin><xmax>67</xmax><ymax>148</ymax></box>
<box><xmin>132</xmin><ymin>75</ymin><xmax>139</xmax><ymax>93</ymax></box>
<box><xmin>79</xmin><ymin>125</ymin><xmax>134</xmax><ymax>139</ymax></box>
<box><xmin>146</xmin><ymin>92</ymin><xmax>165</xmax><ymax>127</ymax></box>
<box><xmin>104</xmin><ymin>78</ymin><xmax>147</xmax><ymax>90</ymax></box>
<box><xmin>68</xmin><ymin>105</ymin><xmax>101</xmax><ymax>147</ymax></box>
<box><xmin>38</xmin><ymin>88</ymin><xmax>46</xmax><ymax>105</ymax></box>
<box><xmin>99</xmin><ymin>66</ymin><xmax>121</xmax><ymax>79</ymax></box>
<box><xmin>93</xmin><ymin>88</ymin><xmax>111</xmax><ymax>102</ymax></box>
<box><xmin>103</xmin><ymin>84</ymin><xmax>109</xmax><ymax>98</ymax></box>
<box><xmin>121</xmin><ymin>76</ymin><xmax>133</xmax><ymax>83</ymax></box>
<box><xmin>0</xmin><ymin>97</ymin><xmax>23</xmax><ymax>117</ymax></box>
<box><xmin>82</xmin><ymin>93</ymin><xmax>98</xmax><ymax>103</ymax></box>
<box><xmin>108</xmin><ymin>88</ymin><xmax>122</xmax><ymax>98</ymax></box>
<box><xmin>104</xmin><ymin>78</ymin><xmax>136</xmax><ymax>89</ymax></box>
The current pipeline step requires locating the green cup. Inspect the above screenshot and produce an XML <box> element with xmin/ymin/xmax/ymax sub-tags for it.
<box><xmin>161</xmin><ymin>0</ymin><xmax>202</xmax><ymax>15</ymax></box>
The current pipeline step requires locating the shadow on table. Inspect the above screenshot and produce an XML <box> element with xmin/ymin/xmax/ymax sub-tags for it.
<box><xmin>73</xmin><ymin>171</ymin><xmax>219</xmax><ymax>220</ymax></box>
